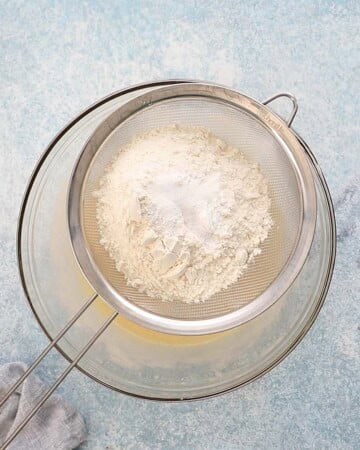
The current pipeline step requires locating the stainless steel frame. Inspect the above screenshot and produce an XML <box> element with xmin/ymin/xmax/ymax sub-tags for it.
<box><xmin>68</xmin><ymin>83</ymin><xmax>317</xmax><ymax>334</ymax></box>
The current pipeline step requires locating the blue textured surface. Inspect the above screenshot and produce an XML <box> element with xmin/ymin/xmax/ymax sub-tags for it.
<box><xmin>1</xmin><ymin>1</ymin><xmax>359</xmax><ymax>449</ymax></box>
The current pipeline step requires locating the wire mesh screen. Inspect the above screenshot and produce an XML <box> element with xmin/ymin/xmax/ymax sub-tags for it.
<box><xmin>80</xmin><ymin>97</ymin><xmax>302</xmax><ymax>321</ymax></box>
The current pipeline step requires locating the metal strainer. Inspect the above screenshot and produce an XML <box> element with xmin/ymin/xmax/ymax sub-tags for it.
<box><xmin>68</xmin><ymin>83</ymin><xmax>317</xmax><ymax>335</ymax></box>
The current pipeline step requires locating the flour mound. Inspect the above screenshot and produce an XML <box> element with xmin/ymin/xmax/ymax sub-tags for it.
<box><xmin>94</xmin><ymin>125</ymin><xmax>272</xmax><ymax>303</ymax></box>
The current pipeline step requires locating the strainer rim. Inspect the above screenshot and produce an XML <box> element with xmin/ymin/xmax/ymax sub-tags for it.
<box><xmin>68</xmin><ymin>82</ymin><xmax>317</xmax><ymax>335</ymax></box>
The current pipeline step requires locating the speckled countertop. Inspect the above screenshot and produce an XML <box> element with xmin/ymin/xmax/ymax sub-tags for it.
<box><xmin>1</xmin><ymin>1</ymin><xmax>359</xmax><ymax>449</ymax></box>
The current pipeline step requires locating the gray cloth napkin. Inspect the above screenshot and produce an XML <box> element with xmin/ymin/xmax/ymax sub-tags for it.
<box><xmin>0</xmin><ymin>362</ymin><xmax>86</xmax><ymax>449</ymax></box>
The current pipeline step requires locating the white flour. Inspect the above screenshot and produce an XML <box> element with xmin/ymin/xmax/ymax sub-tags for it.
<box><xmin>94</xmin><ymin>125</ymin><xmax>272</xmax><ymax>303</ymax></box>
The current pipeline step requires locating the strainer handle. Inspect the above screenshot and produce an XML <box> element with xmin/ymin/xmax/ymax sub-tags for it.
<box><xmin>263</xmin><ymin>92</ymin><xmax>298</xmax><ymax>127</ymax></box>
<box><xmin>0</xmin><ymin>293</ymin><xmax>118</xmax><ymax>449</ymax></box>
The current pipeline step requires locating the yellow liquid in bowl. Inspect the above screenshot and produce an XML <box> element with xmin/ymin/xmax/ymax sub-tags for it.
<box><xmin>95</xmin><ymin>294</ymin><xmax>222</xmax><ymax>346</ymax></box>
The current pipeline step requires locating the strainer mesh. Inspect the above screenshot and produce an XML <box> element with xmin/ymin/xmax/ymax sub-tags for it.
<box><xmin>81</xmin><ymin>97</ymin><xmax>302</xmax><ymax>321</ymax></box>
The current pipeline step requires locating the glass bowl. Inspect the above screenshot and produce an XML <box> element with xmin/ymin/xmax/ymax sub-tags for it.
<box><xmin>18</xmin><ymin>81</ymin><xmax>336</xmax><ymax>400</ymax></box>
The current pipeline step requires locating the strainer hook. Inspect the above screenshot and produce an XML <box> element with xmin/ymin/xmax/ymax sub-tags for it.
<box><xmin>263</xmin><ymin>92</ymin><xmax>298</xmax><ymax>127</ymax></box>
